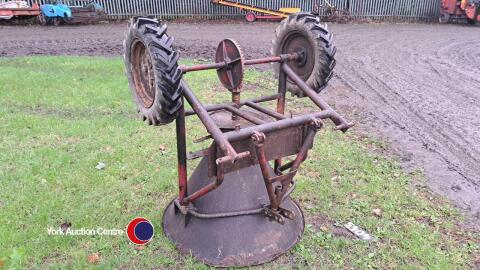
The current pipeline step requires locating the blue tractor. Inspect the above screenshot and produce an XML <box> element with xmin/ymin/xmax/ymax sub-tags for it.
<box><xmin>38</xmin><ymin>3</ymin><xmax>72</xmax><ymax>26</ymax></box>
<box><xmin>39</xmin><ymin>1</ymin><xmax>105</xmax><ymax>26</ymax></box>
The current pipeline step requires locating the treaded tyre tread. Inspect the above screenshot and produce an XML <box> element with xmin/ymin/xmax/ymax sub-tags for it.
<box><xmin>124</xmin><ymin>17</ymin><xmax>183</xmax><ymax>125</ymax></box>
<box><xmin>271</xmin><ymin>12</ymin><xmax>336</xmax><ymax>97</ymax></box>
<box><xmin>439</xmin><ymin>12</ymin><xmax>450</xmax><ymax>24</ymax></box>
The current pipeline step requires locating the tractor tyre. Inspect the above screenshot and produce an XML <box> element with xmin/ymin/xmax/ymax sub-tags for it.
<box><xmin>271</xmin><ymin>12</ymin><xmax>336</xmax><ymax>97</ymax></box>
<box><xmin>124</xmin><ymin>17</ymin><xmax>183</xmax><ymax>126</ymax></box>
<box><xmin>439</xmin><ymin>12</ymin><xmax>450</xmax><ymax>24</ymax></box>
<box><xmin>245</xmin><ymin>12</ymin><xmax>256</xmax><ymax>22</ymax></box>
<box><xmin>53</xmin><ymin>17</ymin><xmax>60</xmax><ymax>26</ymax></box>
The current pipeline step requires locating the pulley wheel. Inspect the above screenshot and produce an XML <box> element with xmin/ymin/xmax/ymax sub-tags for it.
<box><xmin>215</xmin><ymin>39</ymin><xmax>244</xmax><ymax>91</ymax></box>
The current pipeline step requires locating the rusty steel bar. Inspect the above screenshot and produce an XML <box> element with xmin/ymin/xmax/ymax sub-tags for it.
<box><xmin>244</xmin><ymin>56</ymin><xmax>282</xmax><ymax>66</ymax></box>
<box><xmin>224</xmin><ymin>105</ymin><xmax>267</xmax><ymax>125</ymax></box>
<box><xmin>180</xmin><ymin>53</ymin><xmax>300</xmax><ymax>74</ymax></box>
<box><xmin>185</xmin><ymin>104</ymin><xmax>226</xmax><ymax>116</ymax></box>
<box><xmin>183</xmin><ymin>182</ymin><xmax>218</xmax><ymax>203</ymax></box>
<box><xmin>244</xmin><ymin>94</ymin><xmax>281</xmax><ymax>105</ymax></box>
<box><xmin>244</xmin><ymin>101</ymin><xmax>287</xmax><ymax>120</ymax></box>
<box><xmin>232</xmin><ymin>91</ymin><xmax>241</xmax><ymax>107</ymax></box>
<box><xmin>277</xmin><ymin>159</ymin><xmax>294</xmax><ymax>172</ymax></box>
<box><xmin>185</xmin><ymin>94</ymin><xmax>278</xmax><ymax>116</ymax></box>
<box><xmin>180</xmin><ymin>62</ymin><xmax>225</xmax><ymax>73</ymax></box>
<box><xmin>224</xmin><ymin>110</ymin><xmax>334</xmax><ymax>142</ymax></box>
<box><xmin>251</xmin><ymin>132</ymin><xmax>278</xmax><ymax>210</ymax></box>
<box><xmin>183</xmin><ymin>163</ymin><xmax>225</xmax><ymax>204</ymax></box>
<box><xmin>174</xmin><ymin>199</ymin><xmax>263</xmax><ymax>218</ymax></box>
<box><xmin>281</xmin><ymin>63</ymin><xmax>333</xmax><ymax>111</ymax></box>
<box><xmin>281</xmin><ymin>63</ymin><xmax>353</xmax><ymax>132</ymax></box>
<box><xmin>176</xmin><ymin>98</ymin><xmax>188</xmax><ymax>205</ymax></box>
<box><xmin>181</xmin><ymin>80</ymin><xmax>238</xmax><ymax>163</ymax></box>
<box><xmin>276</xmin><ymin>69</ymin><xmax>287</xmax><ymax>117</ymax></box>
<box><xmin>275</xmin><ymin>68</ymin><xmax>288</xmax><ymax>172</ymax></box>
<box><xmin>243</xmin><ymin>53</ymin><xmax>299</xmax><ymax>66</ymax></box>
<box><xmin>231</xmin><ymin>90</ymin><xmax>241</xmax><ymax>120</ymax></box>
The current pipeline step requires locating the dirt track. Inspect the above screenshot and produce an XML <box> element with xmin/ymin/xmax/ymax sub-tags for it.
<box><xmin>1</xmin><ymin>22</ymin><xmax>479</xmax><ymax>224</ymax></box>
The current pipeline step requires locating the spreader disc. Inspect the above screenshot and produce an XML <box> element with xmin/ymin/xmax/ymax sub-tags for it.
<box><xmin>163</xmin><ymin>158</ymin><xmax>304</xmax><ymax>267</ymax></box>
<box><xmin>215</xmin><ymin>39</ymin><xmax>244</xmax><ymax>91</ymax></box>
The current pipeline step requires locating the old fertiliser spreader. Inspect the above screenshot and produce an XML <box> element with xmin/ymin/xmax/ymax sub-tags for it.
<box><xmin>123</xmin><ymin>13</ymin><xmax>353</xmax><ymax>267</ymax></box>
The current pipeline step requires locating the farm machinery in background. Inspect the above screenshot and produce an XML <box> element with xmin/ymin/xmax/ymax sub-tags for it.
<box><xmin>0</xmin><ymin>1</ymin><xmax>40</xmax><ymax>20</ymax></box>
<box><xmin>38</xmin><ymin>1</ymin><xmax>106</xmax><ymax>26</ymax></box>
<box><xmin>315</xmin><ymin>0</ymin><xmax>352</xmax><ymax>23</ymax></box>
<box><xmin>440</xmin><ymin>0</ymin><xmax>480</xmax><ymax>24</ymax></box>
<box><xmin>211</xmin><ymin>0</ymin><xmax>299</xmax><ymax>22</ymax></box>
<box><xmin>211</xmin><ymin>0</ymin><xmax>350</xmax><ymax>22</ymax></box>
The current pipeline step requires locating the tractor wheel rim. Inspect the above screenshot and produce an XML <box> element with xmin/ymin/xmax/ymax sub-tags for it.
<box><xmin>281</xmin><ymin>31</ymin><xmax>315</xmax><ymax>83</ymax></box>
<box><xmin>131</xmin><ymin>40</ymin><xmax>155</xmax><ymax>109</ymax></box>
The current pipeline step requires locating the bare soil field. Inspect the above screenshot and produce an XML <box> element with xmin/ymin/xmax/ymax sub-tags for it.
<box><xmin>1</xmin><ymin>22</ymin><xmax>479</xmax><ymax>225</ymax></box>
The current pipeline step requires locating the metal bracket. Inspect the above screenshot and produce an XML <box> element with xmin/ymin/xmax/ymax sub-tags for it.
<box><xmin>267</xmin><ymin>170</ymin><xmax>297</xmax><ymax>184</ymax></box>
<box><xmin>262</xmin><ymin>205</ymin><xmax>295</xmax><ymax>225</ymax></box>
<box><xmin>187</xmin><ymin>148</ymin><xmax>210</xmax><ymax>160</ymax></box>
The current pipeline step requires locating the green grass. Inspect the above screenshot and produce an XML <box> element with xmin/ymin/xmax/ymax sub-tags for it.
<box><xmin>0</xmin><ymin>56</ymin><xmax>478</xmax><ymax>269</ymax></box>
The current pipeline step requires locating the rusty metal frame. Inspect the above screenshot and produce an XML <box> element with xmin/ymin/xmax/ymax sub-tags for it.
<box><xmin>173</xmin><ymin>51</ymin><xmax>353</xmax><ymax>222</ymax></box>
